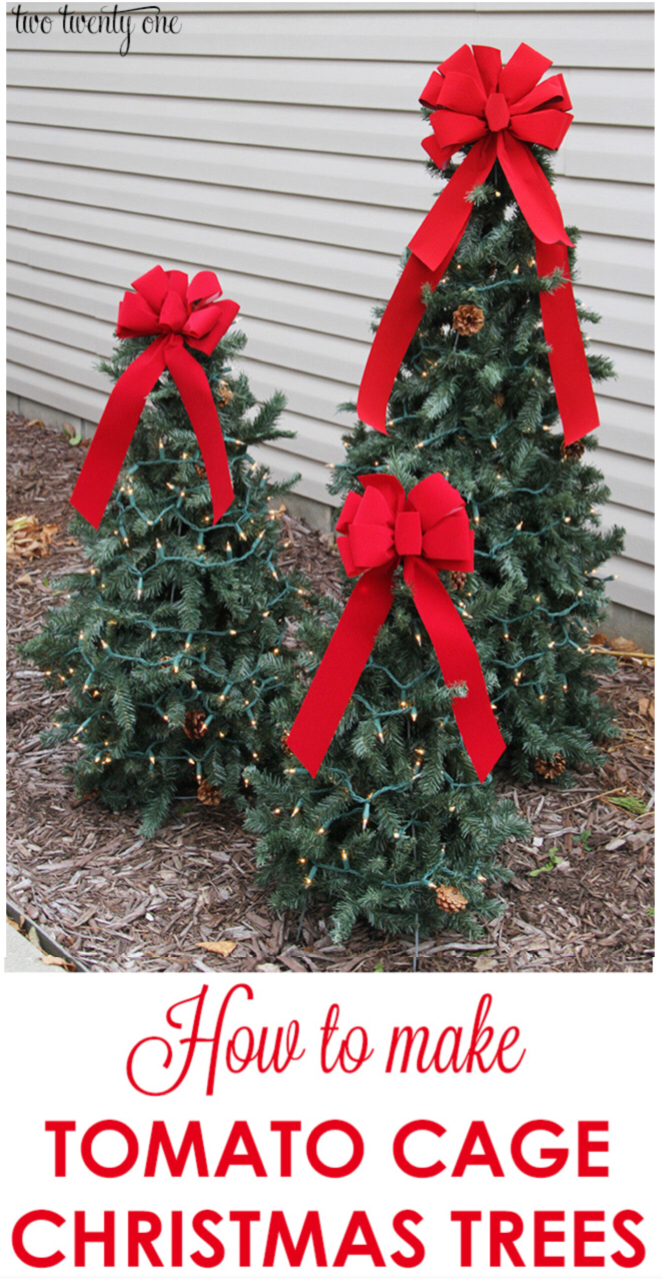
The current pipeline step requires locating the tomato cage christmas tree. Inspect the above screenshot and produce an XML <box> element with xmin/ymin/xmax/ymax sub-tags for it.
<box><xmin>245</xmin><ymin>470</ymin><xmax>527</xmax><ymax>942</ymax></box>
<box><xmin>26</xmin><ymin>266</ymin><xmax>307</xmax><ymax>835</ymax></box>
<box><xmin>339</xmin><ymin>42</ymin><xmax>624</xmax><ymax>782</ymax></box>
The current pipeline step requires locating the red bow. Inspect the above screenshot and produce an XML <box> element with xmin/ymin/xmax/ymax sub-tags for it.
<box><xmin>71</xmin><ymin>265</ymin><xmax>240</xmax><ymax>528</ymax></box>
<box><xmin>357</xmin><ymin>42</ymin><xmax>599</xmax><ymax>447</ymax></box>
<box><xmin>287</xmin><ymin>472</ymin><xmax>505</xmax><ymax>783</ymax></box>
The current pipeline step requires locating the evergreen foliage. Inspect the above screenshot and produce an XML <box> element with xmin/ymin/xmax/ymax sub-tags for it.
<box><xmin>245</xmin><ymin>542</ymin><xmax>527</xmax><ymax>943</ymax></box>
<box><xmin>26</xmin><ymin>324</ymin><xmax>307</xmax><ymax>835</ymax></box>
<box><xmin>245</xmin><ymin>142</ymin><xmax>622</xmax><ymax>942</ymax></box>
<box><xmin>331</xmin><ymin>143</ymin><xmax>625</xmax><ymax>779</ymax></box>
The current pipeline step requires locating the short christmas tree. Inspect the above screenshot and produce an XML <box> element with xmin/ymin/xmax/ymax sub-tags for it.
<box><xmin>26</xmin><ymin>309</ymin><xmax>306</xmax><ymax>835</ymax></box>
<box><xmin>245</xmin><ymin>472</ymin><xmax>527</xmax><ymax>943</ymax></box>
<box><xmin>334</xmin><ymin>65</ymin><xmax>624</xmax><ymax>782</ymax></box>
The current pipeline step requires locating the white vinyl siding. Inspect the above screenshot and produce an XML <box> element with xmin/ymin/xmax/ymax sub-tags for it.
<box><xmin>6</xmin><ymin>1</ymin><xmax>654</xmax><ymax>617</ymax></box>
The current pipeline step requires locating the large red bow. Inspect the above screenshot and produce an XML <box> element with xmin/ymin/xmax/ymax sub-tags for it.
<box><xmin>357</xmin><ymin>42</ymin><xmax>599</xmax><ymax>447</ymax></box>
<box><xmin>287</xmin><ymin>472</ymin><xmax>505</xmax><ymax>782</ymax></box>
<box><xmin>71</xmin><ymin>265</ymin><xmax>240</xmax><ymax>528</ymax></box>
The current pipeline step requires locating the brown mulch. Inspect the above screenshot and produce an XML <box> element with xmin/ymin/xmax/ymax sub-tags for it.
<box><xmin>7</xmin><ymin>413</ymin><xmax>655</xmax><ymax>973</ymax></box>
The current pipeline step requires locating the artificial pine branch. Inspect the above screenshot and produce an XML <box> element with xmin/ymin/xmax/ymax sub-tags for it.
<box><xmin>330</xmin><ymin>150</ymin><xmax>624</xmax><ymax>781</ymax></box>
<box><xmin>25</xmin><ymin>325</ymin><xmax>307</xmax><ymax>835</ymax></box>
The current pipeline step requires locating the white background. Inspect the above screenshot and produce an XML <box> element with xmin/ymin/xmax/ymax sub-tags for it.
<box><xmin>3</xmin><ymin>2</ymin><xmax>659</xmax><ymax>1276</ymax></box>
<box><xmin>1</xmin><ymin>974</ymin><xmax>660</xmax><ymax>1276</ymax></box>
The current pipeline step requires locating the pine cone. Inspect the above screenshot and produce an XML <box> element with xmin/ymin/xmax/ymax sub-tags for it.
<box><xmin>449</xmin><ymin>570</ymin><xmax>467</xmax><ymax>592</ymax></box>
<box><xmin>197</xmin><ymin>779</ymin><xmax>220</xmax><ymax>806</ymax></box>
<box><xmin>184</xmin><ymin>709</ymin><xmax>208</xmax><ymax>740</ymax></box>
<box><xmin>493</xmin><ymin>392</ymin><xmax>505</xmax><ymax>408</ymax></box>
<box><xmin>216</xmin><ymin>380</ymin><xmax>234</xmax><ymax>408</ymax></box>
<box><xmin>452</xmin><ymin>304</ymin><xmax>485</xmax><ymax>336</ymax></box>
<box><xmin>195</xmin><ymin>464</ymin><xmax>205</xmax><ymax>478</ymax></box>
<box><xmin>436</xmin><ymin>884</ymin><xmax>468</xmax><ymax>913</ymax></box>
<box><xmin>560</xmin><ymin>440</ymin><xmax>585</xmax><ymax>461</ymax></box>
<box><xmin>534</xmin><ymin>752</ymin><xmax>566</xmax><ymax>780</ymax></box>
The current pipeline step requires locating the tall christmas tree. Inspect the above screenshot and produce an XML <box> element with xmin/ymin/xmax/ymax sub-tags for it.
<box><xmin>26</xmin><ymin>271</ymin><xmax>306</xmax><ymax>835</ymax></box>
<box><xmin>335</xmin><ymin>43</ymin><xmax>624</xmax><ymax>782</ymax></box>
<box><xmin>245</xmin><ymin>473</ymin><xmax>527</xmax><ymax>942</ymax></box>
<box><xmin>245</xmin><ymin>44</ymin><xmax>623</xmax><ymax>941</ymax></box>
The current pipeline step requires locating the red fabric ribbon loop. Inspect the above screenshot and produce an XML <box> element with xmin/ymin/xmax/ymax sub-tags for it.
<box><xmin>357</xmin><ymin>42</ymin><xmax>599</xmax><ymax>447</ymax></box>
<box><xmin>395</xmin><ymin>510</ymin><xmax>422</xmax><ymax>556</ymax></box>
<box><xmin>287</xmin><ymin>472</ymin><xmax>505</xmax><ymax>783</ymax></box>
<box><xmin>71</xmin><ymin>265</ymin><xmax>240</xmax><ymax>528</ymax></box>
<box><xmin>485</xmin><ymin>91</ymin><xmax>510</xmax><ymax>131</ymax></box>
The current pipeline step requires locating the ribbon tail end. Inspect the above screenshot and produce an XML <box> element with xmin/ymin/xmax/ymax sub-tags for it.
<box><xmin>69</xmin><ymin>485</ymin><xmax>103</xmax><ymax>531</ymax></box>
<box><xmin>285</xmin><ymin>730</ymin><xmax>322</xmax><ymax>779</ymax></box>
<box><xmin>360</xmin><ymin>417</ymin><xmax>389</xmax><ymax>436</ymax></box>
<box><xmin>210</xmin><ymin>484</ymin><xmax>235</xmax><ymax>526</ymax></box>
<box><xmin>356</xmin><ymin>387</ymin><xmax>389</xmax><ymax>435</ymax></box>
<box><xmin>474</xmin><ymin>730</ymin><xmax>507</xmax><ymax>784</ymax></box>
<box><xmin>563</xmin><ymin>408</ymin><xmax>600</xmax><ymax>447</ymax></box>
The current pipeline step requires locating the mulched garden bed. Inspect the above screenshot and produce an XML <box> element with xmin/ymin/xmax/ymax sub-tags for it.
<box><xmin>7</xmin><ymin>413</ymin><xmax>654</xmax><ymax>973</ymax></box>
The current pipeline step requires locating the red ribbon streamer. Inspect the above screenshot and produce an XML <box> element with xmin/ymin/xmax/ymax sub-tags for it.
<box><xmin>357</xmin><ymin>42</ymin><xmax>599</xmax><ymax>447</ymax></box>
<box><xmin>287</xmin><ymin>472</ymin><xmax>505</xmax><ymax>783</ymax></box>
<box><xmin>71</xmin><ymin>266</ymin><xmax>240</xmax><ymax>528</ymax></box>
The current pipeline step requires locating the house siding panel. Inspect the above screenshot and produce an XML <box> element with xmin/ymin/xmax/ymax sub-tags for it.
<box><xmin>6</xmin><ymin>1</ymin><xmax>654</xmax><ymax>618</ymax></box>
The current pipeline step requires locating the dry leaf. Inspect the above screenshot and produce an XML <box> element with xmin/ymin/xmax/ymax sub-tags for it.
<box><xmin>474</xmin><ymin>953</ymin><xmax>497</xmax><ymax>972</ymax></box>
<box><xmin>7</xmin><ymin>515</ymin><xmax>59</xmax><ymax>561</ymax></box>
<box><xmin>40</xmin><ymin>953</ymin><xmax>75</xmax><ymax>971</ymax></box>
<box><xmin>611</xmin><ymin>636</ymin><xmax>642</xmax><ymax>654</ymax></box>
<box><xmin>197</xmin><ymin>940</ymin><xmax>236</xmax><ymax>957</ymax></box>
<box><xmin>24</xmin><ymin>418</ymin><xmax>45</xmax><ymax>428</ymax></box>
<box><xmin>590</xmin><ymin>632</ymin><xmax>608</xmax><ymax>647</ymax></box>
<box><xmin>638</xmin><ymin>696</ymin><xmax>655</xmax><ymax>721</ymax></box>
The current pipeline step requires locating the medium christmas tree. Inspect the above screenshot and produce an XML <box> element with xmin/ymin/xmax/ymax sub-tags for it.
<box><xmin>245</xmin><ymin>472</ymin><xmax>527</xmax><ymax>942</ymax></box>
<box><xmin>335</xmin><ymin>45</ymin><xmax>624</xmax><ymax>782</ymax></box>
<box><xmin>26</xmin><ymin>275</ymin><xmax>306</xmax><ymax>835</ymax></box>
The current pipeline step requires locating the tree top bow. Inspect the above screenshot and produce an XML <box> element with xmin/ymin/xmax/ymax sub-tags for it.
<box><xmin>357</xmin><ymin>42</ymin><xmax>599</xmax><ymax>447</ymax></box>
<box><xmin>417</xmin><ymin>41</ymin><xmax>573</xmax><ymax>252</ymax></box>
<box><xmin>421</xmin><ymin>41</ymin><xmax>572</xmax><ymax>163</ymax></box>
<box><xmin>115</xmin><ymin>265</ymin><xmax>238</xmax><ymax>350</ymax></box>
<box><xmin>336</xmin><ymin>472</ymin><xmax>474</xmax><ymax>579</ymax></box>
<box><xmin>287</xmin><ymin>471</ymin><xmax>505</xmax><ymax>783</ymax></box>
<box><xmin>71</xmin><ymin>265</ymin><xmax>240</xmax><ymax>529</ymax></box>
